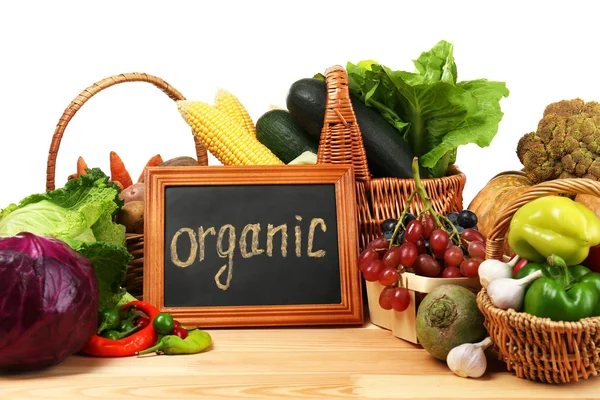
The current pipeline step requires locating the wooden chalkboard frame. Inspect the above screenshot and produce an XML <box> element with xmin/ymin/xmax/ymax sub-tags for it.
<box><xmin>143</xmin><ymin>164</ymin><xmax>364</xmax><ymax>328</ymax></box>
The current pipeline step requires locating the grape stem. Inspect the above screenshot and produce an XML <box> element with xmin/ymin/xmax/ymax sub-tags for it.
<box><xmin>389</xmin><ymin>157</ymin><xmax>460</xmax><ymax>248</ymax></box>
<box><xmin>412</xmin><ymin>157</ymin><xmax>463</xmax><ymax>245</ymax></box>
<box><xmin>389</xmin><ymin>192</ymin><xmax>416</xmax><ymax>248</ymax></box>
<box><xmin>411</xmin><ymin>157</ymin><xmax>442</xmax><ymax>227</ymax></box>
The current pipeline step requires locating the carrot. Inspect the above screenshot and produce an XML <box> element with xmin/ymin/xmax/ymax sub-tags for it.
<box><xmin>137</xmin><ymin>154</ymin><xmax>164</xmax><ymax>182</ymax></box>
<box><xmin>77</xmin><ymin>156</ymin><xmax>88</xmax><ymax>176</ymax></box>
<box><xmin>67</xmin><ymin>155</ymin><xmax>88</xmax><ymax>180</ymax></box>
<box><xmin>109</xmin><ymin>151</ymin><xmax>133</xmax><ymax>189</ymax></box>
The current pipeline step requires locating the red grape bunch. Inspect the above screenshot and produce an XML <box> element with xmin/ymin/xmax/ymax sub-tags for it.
<box><xmin>358</xmin><ymin>209</ymin><xmax>486</xmax><ymax>313</ymax></box>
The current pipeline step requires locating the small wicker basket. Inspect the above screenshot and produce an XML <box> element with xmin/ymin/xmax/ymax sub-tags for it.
<box><xmin>478</xmin><ymin>178</ymin><xmax>600</xmax><ymax>384</ymax></box>
<box><xmin>45</xmin><ymin>73</ymin><xmax>209</xmax><ymax>299</ymax></box>
<box><xmin>316</xmin><ymin>66</ymin><xmax>466</xmax><ymax>250</ymax></box>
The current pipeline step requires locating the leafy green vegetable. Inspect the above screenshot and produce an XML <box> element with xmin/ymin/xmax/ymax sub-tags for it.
<box><xmin>78</xmin><ymin>241</ymin><xmax>136</xmax><ymax>310</ymax></box>
<box><xmin>346</xmin><ymin>40</ymin><xmax>509</xmax><ymax>177</ymax></box>
<box><xmin>0</xmin><ymin>168</ymin><xmax>133</xmax><ymax>309</ymax></box>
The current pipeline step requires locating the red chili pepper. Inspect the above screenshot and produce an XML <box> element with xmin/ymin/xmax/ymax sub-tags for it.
<box><xmin>135</xmin><ymin>317</ymin><xmax>150</xmax><ymax>329</ymax></box>
<box><xmin>81</xmin><ymin>301</ymin><xmax>160</xmax><ymax>357</ymax></box>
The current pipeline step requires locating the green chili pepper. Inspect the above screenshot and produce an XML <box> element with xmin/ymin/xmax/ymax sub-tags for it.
<box><xmin>136</xmin><ymin>329</ymin><xmax>212</xmax><ymax>356</ymax></box>
<box><xmin>508</xmin><ymin>196</ymin><xmax>600</xmax><ymax>266</ymax></box>
<box><xmin>516</xmin><ymin>255</ymin><xmax>600</xmax><ymax>321</ymax></box>
<box><xmin>153</xmin><ymin>313</ymin><xmax>175</xmax><ymax>335</ymax></box>
<box><xmin>101</xmin><ymin>329</ymin><xmax>121</xmax><ymax>340</ymax></box>
<box><xmin>97</xmin><ymin>307</ymin><xmax>120</xmax><ymax>334</ymax></box>
<box><xmin>100</xmin><ymin>323</ymin><xmax>141</xmax><ymax>340</ymax></box>
<box><xmin>117</xmin><ymin>319</ymin><xmax>136</xmax><ymax>333</ymax></box>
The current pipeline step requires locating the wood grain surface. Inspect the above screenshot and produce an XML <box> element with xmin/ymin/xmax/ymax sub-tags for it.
<box><xmin>2</xmin><ymin>323</ymin><xmax>600</xmax><ymax>399</ymax></box>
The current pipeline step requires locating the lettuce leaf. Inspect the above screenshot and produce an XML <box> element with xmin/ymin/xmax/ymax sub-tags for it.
<box><xmin>0</xmin><ymin>168</ymin><xmax>133</xmax><ymax>309</ymax></box>
<box><xmin>78</xmin><ymin>241</ymin><xmax>134</xmax><ymax>310</ymax></box>
<box><xmin>0</xmin><ymin>200</ymin><xmax>92</xmax><ymax>247</ymax></box>
<box><xmin>347</xmin><ymin>40</ymin><xmax>509</xmax><ymax>177</ymax></box>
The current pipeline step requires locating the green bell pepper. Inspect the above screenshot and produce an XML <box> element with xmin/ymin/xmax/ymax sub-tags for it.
<box><xmin>507</xmin><ymin>196</ymin><xmax>600</xmax><ymax>266</ymax></box>
<box><xmin>515</xmin><ymin>255</ymin><xmax>600</xmax><ymax>321</ymax></box>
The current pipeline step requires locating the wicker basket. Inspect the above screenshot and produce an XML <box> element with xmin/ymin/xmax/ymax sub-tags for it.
<box><xmin>45</xmin><ymin>73</ymin><xmax>209</xmax><ymax>299</ymax></box>
<box><xmin>316</xmin><ymin>66</ymin><xmax>466</xmax><ymax>250</ymax></box>
<box><xmin>477</xmin><ymin>178</ymin><xmax>600</xmax><ymax>384</ymax></box>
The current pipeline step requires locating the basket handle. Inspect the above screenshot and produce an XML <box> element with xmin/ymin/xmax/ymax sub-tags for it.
<box><xmin>317</xmin><ymin>65</ymin><xmax>371</xmax><ymax>182</ymax></box>
<box><xmin>46</xmin><ymin>72</ymin><xmax>209</xmax><ymax>191</ymax></box>
<box><xmin>485</xmin><ymin>178</ymin><xmax>600</xmax><ymax>260</ymax></box>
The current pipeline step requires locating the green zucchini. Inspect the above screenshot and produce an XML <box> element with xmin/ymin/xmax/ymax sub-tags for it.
<box><xmin>256</xmin><ymin>109</ymin><xmax>319</xmax><ymax>164</ymax></box>
<box><xmin>286</xmin><ymin>78</ymin><xmax>428</xmax><ymax>178</ymax></box>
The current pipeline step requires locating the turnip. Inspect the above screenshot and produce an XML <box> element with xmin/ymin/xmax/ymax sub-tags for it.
<box><xmin>415</xmin><ymin>285</ymin><xmax>486</xmax><ymax>361</ymax></box>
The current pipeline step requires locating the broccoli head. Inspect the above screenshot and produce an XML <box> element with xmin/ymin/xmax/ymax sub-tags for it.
<box><xmin>516</xmin><ymin>98</ymin><xmax>600</xmax><ymax>184</ymax></box>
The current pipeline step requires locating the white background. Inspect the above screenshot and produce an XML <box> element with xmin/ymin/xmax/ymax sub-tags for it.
<box><xmin>0</xmin><ymin>0</ymin><xmax>598</xmax><ymax>209</ymax></box>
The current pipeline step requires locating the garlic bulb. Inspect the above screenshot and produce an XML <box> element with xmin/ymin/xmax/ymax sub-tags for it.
<box><xmin>478</xmin><ymin>256</ymin><xmax>521</xmax><ymax>288</ymax></box>
<box><xmin>446</xmin><ymin>337</ymin><xmax>493</xmax><ymax>378</ymax></box>
<box><xmin>486</xmin><ymin>269</ymin><xmax>543</xmax><ymax>310</ymax></box>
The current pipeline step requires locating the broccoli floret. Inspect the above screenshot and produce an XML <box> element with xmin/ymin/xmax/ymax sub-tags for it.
<box><xmin>516</xmin><ymin>98</ymin><xmax>600</xmax><ymax>184</ymax></box>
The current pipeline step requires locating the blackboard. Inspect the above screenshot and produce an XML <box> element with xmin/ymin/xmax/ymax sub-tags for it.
<box><xmin>144</xmin><ymin>165</ymin><xmax>363</xmax><ymax>328</ymax></box>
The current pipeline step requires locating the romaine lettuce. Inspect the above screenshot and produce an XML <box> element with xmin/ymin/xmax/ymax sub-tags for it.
<box><xmin>347</xmin><ymin>40</ymin><xmax>510</xmax><ymax>178</ymax></box>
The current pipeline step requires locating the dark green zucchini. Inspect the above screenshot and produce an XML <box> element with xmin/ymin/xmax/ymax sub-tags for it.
<box><xmin>286</xmin><ymin>78</ymin><xmax>427</xmax><ymax>178</ymax></box>
<box><xmin>256</xmin><ymin>109</ymin><xmax>319</xmax><ymax>164</ymax></box>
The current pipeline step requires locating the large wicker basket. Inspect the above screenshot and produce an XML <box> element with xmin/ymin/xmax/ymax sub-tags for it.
<box><xmin>316</xmin><ymin>66</ymin><xmax>466</xmax><ymax>250</ymax></box>
<box><xmin>45</xmin><ymin>73</ymin><xmax>209</xmax><ymax>299</ymax></box>
<box><xmin>478</xmin><ymin>178</ymin><xmax>600</xmax><ymax>384</ymax></box>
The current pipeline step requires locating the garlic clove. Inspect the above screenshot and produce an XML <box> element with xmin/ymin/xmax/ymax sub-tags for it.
<box><xmin>446</xmin><ymin>337</ymin><xmax>492</xmax><ymax>379</ymax></box>
<box><xmin>487</xmin><ymin>269</ymin><xmax>543</xmax><ymax>310</ymax></box>
<box><xmin>478</xmin><ymin>256</ymin><xmax>520</xmax><ymax>288</ymax></box>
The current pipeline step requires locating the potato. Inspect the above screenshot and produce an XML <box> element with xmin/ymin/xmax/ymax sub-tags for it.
<box><xmin>117</xmin><ymin>201</ymin><xmax>144</xmax><ymax>234</ymax></box>
<box><xmin>138</xmin><ymin>157</ymin><xmax>201</xmax><ymax>183</ymax></box>
<box><xmin>158</xmin><ymin>156</ymin><xmax>200</xmax><ymax>167</ymax></box>
<box><xmin>120</xmin><ymin>182</ymin><xmax>145</xmax><ymax>203</ymax></box>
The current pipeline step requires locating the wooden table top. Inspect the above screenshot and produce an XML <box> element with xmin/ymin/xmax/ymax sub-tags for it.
<box><xmin>1</xmin><ymin>321</ymin><xmax>599</xmax><ymax>399</ymax></box>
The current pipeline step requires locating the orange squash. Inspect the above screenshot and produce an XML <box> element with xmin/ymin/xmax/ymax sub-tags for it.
<box><xmin>468</xmin><ymin>171</ymin><xmax>533</xmax><ymax>254</ymax></box>
<box><xmin>575</xmin><ymin>194</ymin><xmax>600</xmax><ymax>219</ymax></box>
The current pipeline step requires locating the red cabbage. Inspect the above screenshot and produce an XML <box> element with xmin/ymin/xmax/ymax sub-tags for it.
<box><xmin>0</xmin><ymin>232</ymin><xmax>98</xmax><ymax>371</ymax></box>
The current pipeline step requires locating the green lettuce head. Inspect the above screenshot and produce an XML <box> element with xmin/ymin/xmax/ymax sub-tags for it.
<box><xmin>0</xmin><ymin>168</ymin><xmax>135</xmax><ymax>310</ymax></box>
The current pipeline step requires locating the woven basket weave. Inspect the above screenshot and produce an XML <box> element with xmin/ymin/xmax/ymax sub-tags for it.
<box><xmin>478</xmin><ymin>178</ymin><xmax>600</xmax><ymax>384</ymax></box>
<box><xmin>45</xmin><ymin>73</ymin><xmax>209</xmax><ymax>299</ymax></box>
<box><xmin>316</xmin><ymin>66</ymin><xmax>466</xmax><ymax>250</ymax></box>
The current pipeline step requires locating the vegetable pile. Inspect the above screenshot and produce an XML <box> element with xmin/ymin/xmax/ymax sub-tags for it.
<box><xmin>483</xmin><ymin>194</ymin><xmax>600</xmax><ymax>322</ymax></box>
<box><xmin>0</xmin><ymin>168</ymin><xmax>134</xmax><ymax>311</ymax></box>
<box><xmin>82</xmin><ymin>300</ymin><xmax>212</xmax><ymax>357</ymax></box>
<box><xmin>439</xmin><ymin>194</ymin><xmax>600</xmax><ymax>379</ymax></box>
<box><xmin>3</xmin><ymin>37</ymin><xmax>600</xmax><ymax>383</ymax></box>
<box><xmin>223</xmin><ymin>39</ymin><xmax>510</xmax><ymax>180</ymax></box>
<box><xmin>70</xmin><ymin>152</ymin><xmax>201</xmax><ymax>238</ymax></box>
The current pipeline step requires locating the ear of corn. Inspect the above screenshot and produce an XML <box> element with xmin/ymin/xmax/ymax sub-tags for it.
<box><xmin>177</xmin><ymin>100</ymin><xmax>284</xmax><ymax>166</ymax></box>
<box><xmin>214</xmin><ymin>89</ymin><xmax>256</xmax><ymax>136</ymax></box>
